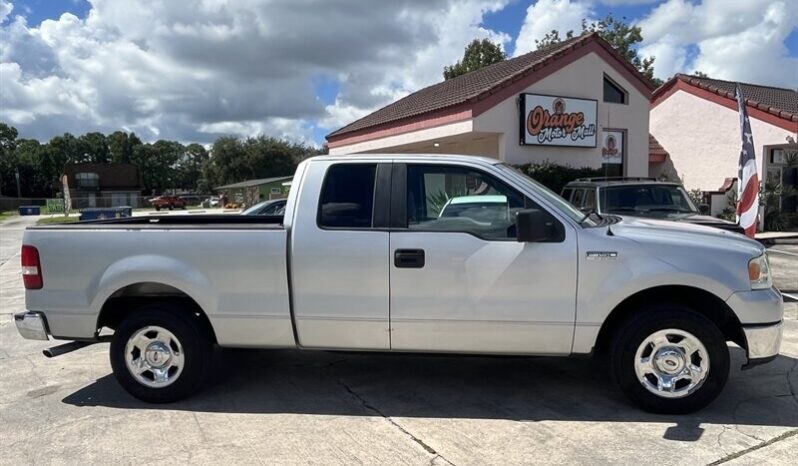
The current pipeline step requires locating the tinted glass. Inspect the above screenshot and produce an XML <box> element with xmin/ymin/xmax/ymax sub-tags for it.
<box><xmin>319</xmin><ymin>164</ymin><xmax>376</xmax><ymax>228</ymax></box>
<box><xmin>583</xmin><ymin>189</ymin><xmax>596</xmax><ymax>210</ymax></box>
<box><xmin>603</xmin><ymin>77</ymin><xmax>626</xmax><ymax>104</ymax></box>
<box><xmin>602</xmin><ymin>185</ymin><xmax>698</xmax><ymax>215</ymax></box>
<box><xmin>406</xmin><ymin>165</ymin><xmax>525</xmax><ymax>240</ymax></box>
<box><xmin>562</xmin><ymin>188</ymin><xmax>573</xmax><ymax>202</ymax></box>
<box><xmin>572</xmin><ymin>189</ymin><xmax>584</xmax><ymax>206</ymax></box>
<box><xmin>496</xmin><ymin>164</ymin><xmax>594</xmax><ymax>226</ymax></box>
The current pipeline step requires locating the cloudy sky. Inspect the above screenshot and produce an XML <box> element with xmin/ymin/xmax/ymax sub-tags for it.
<box><xmin>1</xmin><ymin>0</ymin><xmax>796</xmax><ymax>147</ymax></box>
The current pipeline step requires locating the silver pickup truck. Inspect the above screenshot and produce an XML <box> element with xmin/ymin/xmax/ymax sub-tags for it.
<box><xmin>15</xmin><ymin>154</ymin><xmax>783</xmax><ymax>413</ymax></box>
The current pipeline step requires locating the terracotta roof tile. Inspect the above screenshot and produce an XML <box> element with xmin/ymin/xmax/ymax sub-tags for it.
<box><xmin>648</xmin><ymin>134</ymin><xmax>668</xmax><ymax>156</ymax></box>
<box><xmin>328</xmin><ymin>32</ymin><xmax>653</xmax><ymax>139</ymax></box>
<box><xmin>663</xmin><ymin>74</ymin><xmax>798</xmax><ymax>122</ymax></box>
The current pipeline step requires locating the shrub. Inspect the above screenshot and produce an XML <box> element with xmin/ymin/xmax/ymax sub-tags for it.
<box><xmin>515</xmin><ymin>162</ymin><xmax>604</xmax><ymax>194</ymax></box>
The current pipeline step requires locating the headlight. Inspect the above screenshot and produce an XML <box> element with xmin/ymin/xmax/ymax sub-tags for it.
<box><xmin>748</xmin><ymin>253</ymin><xmax>772</xmax><ymax>290</ymax></box>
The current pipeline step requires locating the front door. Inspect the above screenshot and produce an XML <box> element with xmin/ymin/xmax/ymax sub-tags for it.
<box><xmin>290</xmin><ymin>161</ymin><xmax>392</xmax><ymax>350</ymax></box>
<box><xmin>389</xmin><ymin>163</ymin><xmax>577</xmax><ymax>354</ymax></box>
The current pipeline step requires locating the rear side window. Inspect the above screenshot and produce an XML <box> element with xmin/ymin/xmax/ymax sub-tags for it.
<box><xmin>318</xmin><ymin>164</ymin><xmax>376</xmax><ymax>228</ymax></box>
<box><xmin>561</xmin><ymin>188</ymin><xmax>573</xmax><ymax>202</ymax></box>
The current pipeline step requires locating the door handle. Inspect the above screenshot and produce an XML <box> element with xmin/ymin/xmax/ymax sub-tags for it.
<box><xmin>394</xmin><ymin>249</ymin><xmax>425</xmax><ymax>268</ymax></box>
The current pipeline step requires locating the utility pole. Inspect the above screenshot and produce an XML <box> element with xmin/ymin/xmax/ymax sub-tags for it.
<box><xmin>15</xmin><ymin>168</ymin><xmax>21</xmax><ymax>198</ymax></box>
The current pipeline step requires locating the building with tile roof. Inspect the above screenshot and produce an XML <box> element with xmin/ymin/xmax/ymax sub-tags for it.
<box><xmin>326</xmin><ymin>32</ymin><xmax>658</xmax><ymax>178</ymax></box>
<box><xmin>650</xmin><ymin>74</ymin><xmax>797</xmax><ymax>224</ymax></box>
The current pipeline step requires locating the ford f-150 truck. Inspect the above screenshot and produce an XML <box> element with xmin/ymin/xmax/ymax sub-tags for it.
<box><xmin>15</xmin><ymin>154</ymin><xmax>783</xmax><ymax>413</ymax></box>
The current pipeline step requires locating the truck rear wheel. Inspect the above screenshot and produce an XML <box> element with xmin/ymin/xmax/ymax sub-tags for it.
<box><xmin>110</xmin><ymin>305</ymin><xmax>212</xmax><ymax>403</ymax></box>
<box><xmin>610</xmin><ymin>306</ymin><xmax>729</xmax><ymax>414</ymax></box>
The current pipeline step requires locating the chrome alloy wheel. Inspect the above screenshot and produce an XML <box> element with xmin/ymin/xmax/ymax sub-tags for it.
<box><xmin>124</xmin><ymin>326</ymin><xmax>185</xmax><ymax>388</ymax></box>
<box><xmin>634</xmin><ymin>329</ymin><xmax>710</xmax><ymax>399</ymax></box>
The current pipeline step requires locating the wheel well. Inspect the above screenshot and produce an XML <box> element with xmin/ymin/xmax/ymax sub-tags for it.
<box><xmin>593</xmin><ymin>285</ymin><xmax>745</xmax><ymax>355</ymax></box>
<box><xmin>97</xmin><ymin>282</ymin><xmax>217</xmax><ymax>343</ymax></box>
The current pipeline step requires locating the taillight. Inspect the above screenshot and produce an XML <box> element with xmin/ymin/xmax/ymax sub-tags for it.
<box><xmin>21</xmin><ymin>245</ymin><xmax>43</xmax><ymax>289</ymax></box>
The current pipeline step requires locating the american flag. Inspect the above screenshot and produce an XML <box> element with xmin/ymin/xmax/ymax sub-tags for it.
<box><xmin>735</xmin><ymin>84</ymin><xmax>759</xmax><ymax>238</ymax></box>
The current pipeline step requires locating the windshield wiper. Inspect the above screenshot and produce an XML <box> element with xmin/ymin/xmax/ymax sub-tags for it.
<box><xmin>606</xmin><ymin>208</ymin><xmax>638</xmax><ymax>214</ymax></box>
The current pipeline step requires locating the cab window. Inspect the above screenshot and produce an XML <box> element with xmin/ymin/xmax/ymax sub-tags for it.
<box><xmin>406</xmin><ymin>164</ymin><xmax>539</xmax><ymax>240</ymax></box>
<box><xmin>318</xmin><ymin>164</ymin><xmax>376</xmax><ymax>228</ymax></box>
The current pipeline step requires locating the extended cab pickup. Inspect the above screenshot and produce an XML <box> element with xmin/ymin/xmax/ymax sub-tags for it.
<box><xmin>16</xmin><ymin>155</ymin><xmax>783</xmax><ymax>413</ymax></box>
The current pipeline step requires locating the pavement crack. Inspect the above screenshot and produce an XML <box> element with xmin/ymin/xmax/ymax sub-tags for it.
<box><xmin>337</xmin><ymin>379</ymin><xmax>455</xmax><ymax>466</ymax></box>
<box><xmin>707</xmin><ymin>428</ymin><xmax>798</xmax><ymax>465</ymax></box>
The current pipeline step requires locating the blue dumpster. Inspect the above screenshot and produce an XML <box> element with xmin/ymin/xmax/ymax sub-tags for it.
<box><xmin>79</xmin><ymin>206</ymin><xmax>133</xmax><ymax>221</ymax></box>
<box><xmin>18</xmin><ymin>206</ymin><xmax>41</xmax><ymax>216</ymax></box>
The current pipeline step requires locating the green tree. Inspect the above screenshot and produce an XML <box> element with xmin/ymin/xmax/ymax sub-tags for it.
<box><xmin>693</xmin><ymin>71</ymin><xmax>709</xmax><ymax>78</ymax></box>
<box><xmin>443</xmin><ymin>38</ymin><xmax>506</xmax><ymax>80</ymax></box>
<box><xmin>108</xmin><ymin>131</ymin><xmax>142</xmax><ymax>164</ymax></box>
<box><xmin>14</xmin><ymin>139</ymin><xmax>45</xmax><ymax>197</ymax></box>
<box><xmin>78</xmin><ymin>132</ymin><xmax>110</xmax><ymax>163</ymax></box>
<box><xmin>178</xmin><ymin>143</ymin><xmax>209</xmax><ymax>192</ymax></box>
<box><xmin>535</xmin><ymin>14</ymin><xmax>662</xmax><ymax>87</ymax></box>
<box><xmin>0</xmin><ymin>123</ymin><xmax>19</xmax><ymax>196</ymax></box>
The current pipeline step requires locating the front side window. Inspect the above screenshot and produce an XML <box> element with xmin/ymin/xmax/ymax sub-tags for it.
<box><xmin>583</xmin><ymin>189</ymin><xmax>597</xmax><ymax>210</ymax></box>
<box><xmin>406</xmin><ymin>165</ymin><xmax>526</xmax><ymax>240</ymax></box>
<box><xmin>318</xmin><ymin>164</ymin><xmax>376</xmax><ymax>228</ymax></box>
<box><xmin>572</xmin><ymin>189</ymin><xmax>584</xmax><ymax>207</ymax></box>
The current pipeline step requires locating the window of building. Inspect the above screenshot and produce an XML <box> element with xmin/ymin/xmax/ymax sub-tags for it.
<box><xmin>406</xmin><ymin>165</ymin><xmax>528</xmax><ymax>240</ymax></box>
<box><xmin>318</xmin><ymin>164</ymin><xmax>376</xmax><ymax>228</ymax></box>
<box><xmin>74</xmin><ymin>172</ymin><xmax>99</xmax><ymax>189</ymax></box>
<box><xmin>603</xmin><ymin>76</ymin><xmax>627</xmax><ymax>104</ymax></box>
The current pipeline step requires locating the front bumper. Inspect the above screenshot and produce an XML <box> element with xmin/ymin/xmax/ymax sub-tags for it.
<box><xmin>14</xmin><ymin>311</ymin><xmax>49</xmax><ymax>341</ymax></box>
<box><xmin>742</xmin><ymin>321</ymin><xmax>783</xmax><ymax>364</ymax></box>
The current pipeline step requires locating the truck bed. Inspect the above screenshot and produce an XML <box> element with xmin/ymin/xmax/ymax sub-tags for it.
<box><xmin>23</xmin><ymin>218</ymin><xmax>293</xmax><ymax>348</ymax></box>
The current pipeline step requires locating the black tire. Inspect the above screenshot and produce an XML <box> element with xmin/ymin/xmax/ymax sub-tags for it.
<box><xmin>110</xmin><ymin>305</ymin><xmax>212</xmax><ymax>403</ymax></box>
<box><xmin>610</xmin><ymin>305</ymin><xmax>730</xmax><ymax>414</ymax></box>
<box><xmin>155</xmin><ymin>206</ymin><xmax>161</xmax><ymax>211</ymax></box>
<box><xmin>168</xmin><ymin>204</ymin><xmax>174</xmax><ymax>210</ymax></box>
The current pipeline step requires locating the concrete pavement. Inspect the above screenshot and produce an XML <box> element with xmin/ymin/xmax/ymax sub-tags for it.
<box><xmin>1</xmin><ymin>216</ymin><xmax>797</xmax><ymax>465</ymax></box>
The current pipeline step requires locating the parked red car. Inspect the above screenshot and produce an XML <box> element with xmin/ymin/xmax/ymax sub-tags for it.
<box><xmin>149</xmin><ymin>195</ymin><xmax>186</xmax><ymax>211</ymax></box>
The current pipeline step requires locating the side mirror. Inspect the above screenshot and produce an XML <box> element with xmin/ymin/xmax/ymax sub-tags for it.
<box><xmin>516</xmin><ymin>209</ymin><xmax>563</xmax><ymax>242</ymax></box>
<box><xmin>698</xmin><ymin>203</ymin><xmax>710</xmax><ymax>215</ymax></box>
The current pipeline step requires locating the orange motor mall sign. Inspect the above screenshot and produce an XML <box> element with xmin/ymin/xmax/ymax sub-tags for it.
<box><xmin>520</xmin><ymin>94</ymin><xmax>597</xmax><ymax>147</ymax></box>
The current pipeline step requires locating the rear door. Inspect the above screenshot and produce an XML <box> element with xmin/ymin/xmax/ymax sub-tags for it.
<box><xmin>290</xmin><ymin>160</ymin><xmax>392</xmax><ymax>349</ymax></box>
<box><xmin>388</xmin><ymin>162</ymin><xmax>578</xmax><ymax>354</ymax></box>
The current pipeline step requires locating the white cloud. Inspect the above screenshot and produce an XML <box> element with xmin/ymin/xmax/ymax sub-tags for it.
<box><xmin>0</xmin><ymin>0</ymin><xmax>11</xmax><ymax>23</ymax></box>
<box><xmin>598</xmin><ymin>0</ymin><xmax>659</xmax><ymax>5</ymax></box>
<box><xmin>638</xmin><ymin>0</ymin><xmax>798</xmax><ymax>87</ymax></box>
<box><xmin>0</xmin><ymin>0</ymin><xmax>511</xmax><ymax>144</ymax></box>
<box><xmin>514</xmin><ymin>0</ymin><xmax>595</xmax><ymax>56</ymax></box>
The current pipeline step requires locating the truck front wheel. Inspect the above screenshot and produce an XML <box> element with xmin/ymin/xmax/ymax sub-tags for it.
<box><xmin>611</xmin><ymin>306</ymin><xmax>730</xmax><ymax>414</ymax></box>
<box><xmin>110</xmin><ymin>305</ymin><xmax>212</xmax><ymax>403</ymax></box>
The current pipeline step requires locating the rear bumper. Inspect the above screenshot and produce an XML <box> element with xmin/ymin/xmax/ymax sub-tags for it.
<box><xmin>14</xmin><ymin>311</ymin><xmax>49</xmax><ymax>341</ymax></box>
<box><xmin>742</xmin><ymin>321</ymin><xmax>783</xmax><ymax>365</ymax></box>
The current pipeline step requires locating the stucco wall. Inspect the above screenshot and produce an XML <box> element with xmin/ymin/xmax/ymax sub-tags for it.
<box><xmin>328</xmin><ymin>120</ymin><xmax>474</xmax><ymax>155</ymax></box>
<box><xmin>474</xmin><ymin>52</ymin><xmax>650</xmax><ymax>176</ymax></box>
<box><xmin>650</xmin><ymin>90</ymin><xmax>794</xmax><ymax>191</ymax></box>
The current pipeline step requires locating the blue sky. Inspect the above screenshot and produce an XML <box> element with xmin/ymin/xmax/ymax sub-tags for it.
<box><xmin>2</xmin><ymin>0</ymin><xmax>796</xmax><ymax>146</ymax></box>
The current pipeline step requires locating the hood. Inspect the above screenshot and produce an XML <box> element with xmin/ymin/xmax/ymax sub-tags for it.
<box><xmin>610</xmin><ymin>216</ymin><xmax>763</xmax><ymax>257</ymax></box>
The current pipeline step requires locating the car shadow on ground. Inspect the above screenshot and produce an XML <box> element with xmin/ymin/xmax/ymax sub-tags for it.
<box><xmin>62</xmin><ymin>346</ymin><xmax>798</xmax><ymax>441</ymax></box>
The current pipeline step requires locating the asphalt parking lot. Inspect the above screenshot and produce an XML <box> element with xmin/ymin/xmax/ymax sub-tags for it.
<box><xmin>1</xmin><ymin>215</ymin><xmax>797</xmax><ymax>465</ymax></box>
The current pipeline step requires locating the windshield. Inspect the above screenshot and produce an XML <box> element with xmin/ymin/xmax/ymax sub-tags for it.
<box><xmin>496</xmin><ymin>164</ymin><xmax>596</xmax><ymax>226</ymax></box>
<box><xmin>601</xmin><ymin>185</ymin><xmax>697</xmax><ymax>215</ymax></box>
